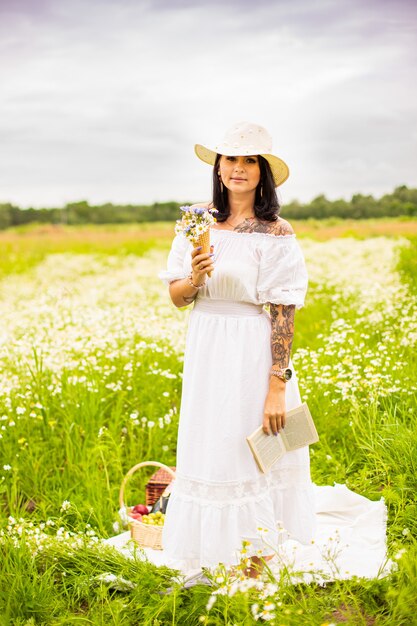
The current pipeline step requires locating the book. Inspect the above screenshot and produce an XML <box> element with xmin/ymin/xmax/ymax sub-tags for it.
<box><xmin>246</xmin><ymin>402</ymin><xmax>319</xmax><ymax>474</ymax></box>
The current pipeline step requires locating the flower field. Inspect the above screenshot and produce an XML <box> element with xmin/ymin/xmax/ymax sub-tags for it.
<box><xmin>0</xmin><ymin>220</ymin><xmax>416</xmax><ymax>625</ymax></box>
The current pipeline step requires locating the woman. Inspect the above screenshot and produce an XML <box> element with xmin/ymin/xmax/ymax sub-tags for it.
<box><xmin>158</xmin><ymin>121</ymin><xmax>316</xmax><ymax>579</ymax></box>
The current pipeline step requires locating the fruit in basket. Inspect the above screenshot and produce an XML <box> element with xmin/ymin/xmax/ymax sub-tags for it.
<box><xmin>132</xmin><ymin>504</ymin><xmax>149</xmax><ymax>515</ymax></box>
<box><xmin>128</xmin><ymin>511</ymin><xmax>143</xmax><ymax>521</ymax></box>
<box><xmin>141</xmin><ymin>512</ymin><xmax>165</xmax><ymax>526</ymax></box>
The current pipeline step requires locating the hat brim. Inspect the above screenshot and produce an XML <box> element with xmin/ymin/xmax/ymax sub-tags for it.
<box><xmin>194</xmin><ymin>144</ymin><xmax>289</xmax><ymax>188</ymax></box>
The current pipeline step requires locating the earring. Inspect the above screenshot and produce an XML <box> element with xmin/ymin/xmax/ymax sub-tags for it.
<box><xmin>260</xmin><ymin>184</ymin><xmax>263</xmax><ymax>198</ymax></box>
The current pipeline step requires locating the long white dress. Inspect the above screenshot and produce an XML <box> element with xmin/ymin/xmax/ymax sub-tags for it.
<box><xmin>157</xmin><ymin>227</ymin><xmax>317</xmax><ymax>572</ymax></box>
<box><xmin>104</xmin><ymin>227</ymin><xmax>389</xmax><ymax>581</ymax></box>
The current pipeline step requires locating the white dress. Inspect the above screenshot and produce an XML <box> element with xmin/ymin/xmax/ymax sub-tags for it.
<box><xmin>158</xmin><ymin>227</ymin><xmax>316</xmax><ymax>571</ymax></box>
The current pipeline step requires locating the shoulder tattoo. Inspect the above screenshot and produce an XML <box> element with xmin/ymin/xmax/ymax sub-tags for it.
<box><xmin>232</xmin><ymin>217</ymin><xmax>294</xmax><ymax>235</ymax></box>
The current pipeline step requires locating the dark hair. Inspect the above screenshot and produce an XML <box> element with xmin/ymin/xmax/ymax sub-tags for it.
<box><xmin>211</xmin><ymin>154</ymin><xmax>281</xmax><ymax>223</ymax></box>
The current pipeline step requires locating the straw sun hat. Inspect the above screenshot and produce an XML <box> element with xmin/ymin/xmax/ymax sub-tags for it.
<box><xmin>194</xmin><ymin>121</ymin><xmax>289</xmax><ymax>188</ymax></box>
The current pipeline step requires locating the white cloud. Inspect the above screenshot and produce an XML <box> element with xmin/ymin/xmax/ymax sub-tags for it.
<box><xmin>0</xmin><ymin>0</ymin><xmax>416</xmax><ymax>208</ymax></box>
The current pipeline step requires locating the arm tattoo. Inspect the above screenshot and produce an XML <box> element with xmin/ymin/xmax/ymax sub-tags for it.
<box><xmin>269</xmin><ymin>303</ymin><xmax>295</xmax><ymax>368</ymax></box>
<box><xmin>227</xmin><ymin>217</ymin><xmax>296</xmax><ymax>367</ymax></box>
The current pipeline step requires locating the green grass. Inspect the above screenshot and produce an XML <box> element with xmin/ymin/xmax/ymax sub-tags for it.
<box><xmin>1</xmin><ymin>217</ymin><xmax>416</xmax><ymax>279</ymax></box>
<box><xmin>1</xmin><ymin>340</ymin><xmax>182</xmax><ymax>532</ymax></box>
<box><xmin>0</xmin><ymin>222</ymin><xmax>416</xmax><ymax>624</ymax></box>
<box><xmin>0</xmin><ymin>220</ymin><xmax>181</xmax><ymax>280</ymax></box>
<box><xmin>397</xmin><ymin>236</ymin><xmax>417</xmax><ymax>291</ymax></box>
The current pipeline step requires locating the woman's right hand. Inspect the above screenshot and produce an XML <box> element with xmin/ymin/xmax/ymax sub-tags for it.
<box><xmin>191</xmin><ymin>245</ymin><xmax>215</xmax><ymax>285</ymax></box>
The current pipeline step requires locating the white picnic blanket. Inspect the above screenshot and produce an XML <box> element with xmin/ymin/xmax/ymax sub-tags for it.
<box><xmin>105</xmin><ymin>484</ymin><xmax>393</xmax><ymax>583</ymax></box>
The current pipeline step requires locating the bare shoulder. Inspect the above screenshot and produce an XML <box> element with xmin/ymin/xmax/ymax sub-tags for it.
<box><xmin>269</xmin><ymin>217</ymin><xmax>295</xmax><ymax>236</ymax></box>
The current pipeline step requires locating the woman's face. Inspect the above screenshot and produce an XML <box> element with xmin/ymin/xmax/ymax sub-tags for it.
<box><xmin>218</xmin><ymin>155</ymin><xmax>261</xmax><ymax>194</ymax></box>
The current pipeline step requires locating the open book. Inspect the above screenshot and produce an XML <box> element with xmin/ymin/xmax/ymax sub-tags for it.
<box><xmin>246</xmin><ymin>402</ymin><xmax>319</xmax><ymax>473</ymax></box>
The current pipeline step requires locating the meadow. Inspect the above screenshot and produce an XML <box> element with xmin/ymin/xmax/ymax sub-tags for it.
<box><xmin>0</xmin><ymin>218</ymin><xmax>416</xmax><ymax>625</ymax></box>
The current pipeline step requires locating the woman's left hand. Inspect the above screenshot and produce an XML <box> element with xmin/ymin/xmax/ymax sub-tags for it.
<box><xmin>262</xmin><ymin>385</ymin><xmax>286</xmax><ymax>436</ymax></box>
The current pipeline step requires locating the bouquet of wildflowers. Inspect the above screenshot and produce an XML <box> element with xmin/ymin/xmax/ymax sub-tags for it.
<box><xmin>175</xmin><ymin>205</ymin><xmax>219</xmax><ymax>277</ymax></box>
<box><xmin>174</xmin><ymin>205</ymin><xmax>218</xmax><ymax>242</ymax></box>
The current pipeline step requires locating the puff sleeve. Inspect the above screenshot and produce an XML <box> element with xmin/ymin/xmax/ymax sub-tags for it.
<box><xmin>158</xmin><ymin>232</ymin><xmax>190</xmax><ymax>286</ymax></box>
<box><xmin>256</xmin><ymin>235</ymin><xmax>308</xmax><ymax>309</ymax></box>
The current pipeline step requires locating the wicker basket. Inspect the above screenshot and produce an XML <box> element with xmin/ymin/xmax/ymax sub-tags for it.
<box><xmin>145</xmin><ymin>465</ymin><xmax>176</xmax><ymax>506</ymax></box>
<box><xmin>119</xmin><ymin>461</ymin><xmax>176</xmax><ymax>550</ymax></box>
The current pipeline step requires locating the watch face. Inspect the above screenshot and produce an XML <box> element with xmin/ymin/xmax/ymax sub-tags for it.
<box><xmin>284</xmin><ymin>368</ymin><xmax>292</xmax><ymax>381</ymax></box>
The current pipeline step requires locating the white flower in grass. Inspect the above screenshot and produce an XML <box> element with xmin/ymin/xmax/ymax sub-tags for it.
<box><xmin>263</xmin><ymin>601</ymin><xmax>275</xmax><ymax>611</ymax></box>
<box><xmin>3</xmin><ymin>465</ymin><xmax>11</xmax><ymax>471</ymax></box>
<box><xmin>60</xmin><ymin>500</ymin><xmax>71</xmax><ymax>512</ymax></box>
<box><xmin>394</xmin><ymin>548</ymin><xmax>406</xmax><ymax>560</ymax></box>
<box><xmin>263</xmin><ymin>583</ymin><xmax>278</xmax><ymax>596</ymax></box>
<box><xmin>206</xmin><ymin>594</ymin><xmax>217</xmax><ymax>611</ymax></box>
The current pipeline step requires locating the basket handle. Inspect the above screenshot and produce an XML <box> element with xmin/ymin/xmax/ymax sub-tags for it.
<box><xmin>119</xmin><ymin>461</ymin><xmax>177</xmax><ymax>510</ymax></box>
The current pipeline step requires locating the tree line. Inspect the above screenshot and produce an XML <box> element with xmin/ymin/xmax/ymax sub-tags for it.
<box><xmin>0</xmin><ymin>186</ymin><xmax>416</xmax><ymax>230</ymax></box>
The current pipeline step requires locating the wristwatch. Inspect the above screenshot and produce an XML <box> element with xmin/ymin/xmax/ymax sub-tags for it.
<box><xmin>270</xmin><ymin>367</ymin><xmax>292</xmax><ymax>382</ymax></box>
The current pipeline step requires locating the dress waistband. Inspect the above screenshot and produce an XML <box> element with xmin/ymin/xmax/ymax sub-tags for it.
<box><xmin>193</xmin><ymin>298</ymin><xmax>264</xmax><ymax>316</ymax></box>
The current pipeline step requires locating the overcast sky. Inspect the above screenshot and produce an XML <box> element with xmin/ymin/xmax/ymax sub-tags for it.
<box><xmin>1</xmin><ymin>0</ymin><xmax>416</xmax><ymax>208</ymax></box>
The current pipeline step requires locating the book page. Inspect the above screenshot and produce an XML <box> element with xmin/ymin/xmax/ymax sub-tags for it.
<box><xmin>246</xmin><ymin>427</ymin><xmax>286</xmax><ymax>473</ymax></box>
<box><xmin>279</xmin><ymin>402</ymin><xmax>319</xmax><ymax>452</ymax></box>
